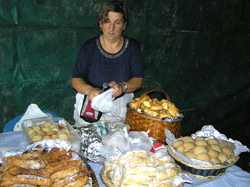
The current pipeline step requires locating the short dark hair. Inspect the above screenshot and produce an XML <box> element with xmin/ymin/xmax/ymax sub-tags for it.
<box><xmin>98</xmin><ymin>1</ymin><xmax>129</xmax><ymax>29</ymax></box>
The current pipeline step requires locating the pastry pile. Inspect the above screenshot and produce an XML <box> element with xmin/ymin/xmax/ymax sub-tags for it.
<box><xmin>26</xmin><ymin>121</ymin><xmax>72</xmax><ymax>142</ymax></box>
<box><xmin>172</xmin><ymin>136</ymin><xmax>235</xmax><ymax>163</ymax></box>
<box><xmin>129</xmin><ymin>95</ymin><xmax>180</xmax><ymax>118</ymax></box>
<box><xmin>0</xmin><ymin>147</ymin><xmax>89</xmax><ymax>186</ymax></box>
<box><xmin>104</xmin><ymin>150</ymin><xmax>180</xmax><ymax>186</ymax></box>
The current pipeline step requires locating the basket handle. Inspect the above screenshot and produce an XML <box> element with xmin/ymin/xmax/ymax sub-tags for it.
<box><xmin>138</xmin><ymin>89</ymin><xmax>171</xmax><ymax>105</ymax></box>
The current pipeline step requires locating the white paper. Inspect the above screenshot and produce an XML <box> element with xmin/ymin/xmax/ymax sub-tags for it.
<box><xmin>13</xmin><ymin>103</ymin><xmax>50</xmax><ymax>131</ymax></box>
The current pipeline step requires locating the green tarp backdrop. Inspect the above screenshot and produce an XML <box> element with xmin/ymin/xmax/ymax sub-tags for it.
<box><xmin>1</xmin><ymin>0</ymin><xmax>250</xmax><ymax>150</ymax></box>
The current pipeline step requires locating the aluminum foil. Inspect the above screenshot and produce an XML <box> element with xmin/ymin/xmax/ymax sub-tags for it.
<box><xmin>75</xmin><ymin>124</ymin><xmax>105</xmax><ymax>163</ymax></box>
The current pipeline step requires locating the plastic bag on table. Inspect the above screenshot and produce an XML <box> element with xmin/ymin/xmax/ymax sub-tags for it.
<box><xmin>128</xmin><ymin>131</ymin><xmax>153</xmax><ymax>152</ymax></box>
<box><xmin>102</xmin><ymin>129</ymin><xmax>133</xmax><ymax>155</ymax></box>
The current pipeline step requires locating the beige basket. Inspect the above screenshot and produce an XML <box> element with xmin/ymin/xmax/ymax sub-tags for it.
<box><xmin>125</xmin><ymin>89</ymin><xmax>181</xmax><ymax>143</ymax></box>
<box><xmin>167</xmin><ymin>145</ymin><xmax>239</xmax><ymax>179</ymax></box>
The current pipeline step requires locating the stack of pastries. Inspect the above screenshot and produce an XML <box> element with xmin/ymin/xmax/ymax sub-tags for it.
<box><xmin>25</xmin><ymin>121</ymin><xmax>72</xmax><ymax>142</ymax></box>
<box><xmin>172</xmin><ymin>136</ymin><xmax>235</xmax><ymax>163</ymax></box>
<box><xmin>129</xmin><ymin>95</ymin><xmax>180</xmax><ymax>118</ymax></box>
<box><xmin>0</xmin><ymin>147</ymin><xmax>90</xmax><ymax>187</ymax></box>
<box><xmin>103</xmin><ymin>150</ymin><xmax>180</xmax><ymax>187</ymax></box>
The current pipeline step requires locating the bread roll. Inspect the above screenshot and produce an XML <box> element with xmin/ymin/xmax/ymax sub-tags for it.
<box><xmin>182</xmin><ymin>136</ymin><xmax>195</xmax><ymax>143</ymax></box>
<box><xmin>195</xmin><ymin>153</ymin><xmax>210</xmax><ymax>162</ymax></box>
<box><xmin>207</xmin><ymin>138</ymin><xmax>219</xmax><ymax>145</ymax></box>
<box><xmin>172</xmin><ymin>140</ymin><xmax>183</xmax><ymax>148</ymax></box>
<box><xmin>183</xmin><ymin>142</ymin><xmax>196</xmax><ymax>152</ymax></box>
<box><xmin>208</xmin><ymin>149</ymin><xmax>219</xmax><ymax>159</ymax></box>
<box><xmin>218</xmin><ymin>153</ymin><xmax>229</xmax><ymax>163</ymax></box>
<box><xmin>193</xmin><ymin>146</ymin><xmax>207</xmax><ymax>155</ymax></box>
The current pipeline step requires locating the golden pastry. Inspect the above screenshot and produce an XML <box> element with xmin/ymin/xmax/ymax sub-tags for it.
<box><xmin>208</xmin><ymin>149</ymin><xmax>219</xmax><ymax>159</ymax></box>
<box><xmin>195</xmin><ymin>153</ymin><xmax>210</xmax><ymax>162</ymax></box>
<box><xmin>172</xmin><ymin>140</ymin><xmax>183</xmax><ymax>148</ymax></box>
<box><xmin>183</xmin><ymin>142</ymin><xmax>196</xmax><ymax>152</ymax></box>
<box><xmin>193</xmin><ymin>146</ymin><xmax>208</xmax><ymax>155</ymax></box>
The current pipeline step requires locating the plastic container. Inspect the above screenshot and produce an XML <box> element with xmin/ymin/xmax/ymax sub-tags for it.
<box><xmin>21</xmin><ymin>117</ymin><xmax>81</xmax><ymax>153</ymax></box>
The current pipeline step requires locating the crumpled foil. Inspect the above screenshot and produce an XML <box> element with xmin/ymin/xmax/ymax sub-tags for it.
<box><xmin>74</xmin><ymin>124</ymin><xmax>104</xmax><ymax>163</ymax></box>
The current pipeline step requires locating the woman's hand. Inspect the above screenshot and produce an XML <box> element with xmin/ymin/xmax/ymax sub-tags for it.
<box><xmin>88</xmin><ymin>87</ymin><xmax>101</xmax><ymax>101</ymax></box>
<box><xmin>109</xmin><ymin>81</ymin><xmax>125</xmax><ymax>98</ymax></box>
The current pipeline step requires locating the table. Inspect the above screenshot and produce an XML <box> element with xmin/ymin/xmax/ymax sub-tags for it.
<box><xmin>88</xmin><ymin>161</ymin><xmax>250</xmax><ymax>187</ymax></box>
<box><xmin>1</xmin><ymin>131</ymin><xmax>249</xmax><ymax>187</ymax></box>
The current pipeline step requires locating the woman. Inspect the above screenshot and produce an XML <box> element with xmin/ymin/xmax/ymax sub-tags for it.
<box><xmin>71</xmin><ymin>1</ymin><xmax>144</xmax><ymax>125</ymax></box>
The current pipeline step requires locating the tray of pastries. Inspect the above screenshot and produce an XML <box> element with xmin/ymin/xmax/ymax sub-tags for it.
<box><xmin>100</xmin><ymin>150</ymin><xmax>185</xmax><ymax>187</ymax></box>
<box><xmin>0</xmin><ymin>144</ymin><xmax>99</xmax><ymax>186</ymax></box>
<box><xmin>21</xmin><ymin>117</ymin><xmax>81</xmax><ymax>153</ymax></box>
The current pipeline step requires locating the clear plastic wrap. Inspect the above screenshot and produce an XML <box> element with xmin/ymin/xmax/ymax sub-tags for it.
<box><xmin>21</xmin><ymin>117</ymin><xmax>81</xmax><ymax>153</ymax></box>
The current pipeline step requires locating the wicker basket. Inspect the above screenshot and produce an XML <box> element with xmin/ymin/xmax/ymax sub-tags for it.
<box><xmin>125</xmin><ymin>89</ymin><xmax>181</xmax><ymax>143</ymax></box>
<box><xmin>167</xmin><ymin>145</ymin><xmax>239</xmax><ymax>179</ymax></box>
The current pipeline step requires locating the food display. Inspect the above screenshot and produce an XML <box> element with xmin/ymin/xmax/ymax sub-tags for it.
<box><xmin>25</xmin><ymin>122</ymin><xmax>72</xmax><ymax>142</ymax></box>
<box><xmin>21</xmin><ymin>117</ymin><xmax>81</xmax><ymax>153</ymax></box>
<box><xmin>0</xmin><ymin>146</ymin><xmax>96</xmax><ymax>187</ymax></box>
<box><xmin>129</xmin><ymin>96</ymin><xmax>180</xmax><ymax>118</ymax></box>
<box><xmin>172</xmin><ymin>136</ymin><xmax>235</xmax><ymax>164</ymax></box>
<box><xmin>101</xmin><ymin>150</ymin><xmax>183</xmax><ymax>187</ymax></box>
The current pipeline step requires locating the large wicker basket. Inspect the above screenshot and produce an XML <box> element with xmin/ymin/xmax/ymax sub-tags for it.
<box><xmin>167</xmin><ymin>145</ymin><xmax>239</xmax><ymax>179</ymax></box>
<box><xmin>125</xmin><ymin>89</ymin><xmax>181</xmax><ymax>143</ymax></box>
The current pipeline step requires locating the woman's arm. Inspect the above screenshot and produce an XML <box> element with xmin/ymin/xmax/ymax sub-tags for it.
<box><xmin>109</xmin><ymin>77</ymin><xmax>143</xmax><ymax>98</ymax></box>
<box><xmin>71</xmin><ymin>78</ymin><xmax>100</xmax><ymax>101</ymax></box>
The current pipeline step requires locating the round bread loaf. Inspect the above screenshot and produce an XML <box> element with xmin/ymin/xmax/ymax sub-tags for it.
<box><xmin>210</xmin><ymin>158</ymin><xmax>221</xmax><ymax>164</ymax></box>
<box><xmin>184</xmin><ymin>151</ymin><xmax>196</xmax><ymax>159</ymax></box>
<box><xmin>208</xmin><ymin>149</ymin><xmax>219</xmax><ymax>159</ymax></box>
<box><xmin>218</xmin><ymin>153</ymin><xmax>229</xmax><ymax>163</ymax></box>
<box><xmin>193</xmin><ymin>146</ymin><xmax>208</xmax><ymax>155</ymax></box>
<box><xmin>195</xmin><ymin>153</ymin><xmax>210</xmax><ymax>162</ymax></box>
<box><xmin>207</xmin><ymin>138</ymin><xmax>219</xmax><ymax>145</ymax></box>
<box><xmin>182</xmin><ymin>136</ymin><xmax>195</xmax><ymax>143</ymax></box>
<box><xmin>172</xmin><ymin>140</ymin><xmax>183</xmax><ymax>148</ymax></box>
<box><xmin>176</xmin><ymin>145</ymin><xmax>185</xmax><ymax>153</ymax></box>
<box><xmin>210</xmin><ymin>144</ymin><xmax>222</xmax><ymax>153</ymax></box>
<box><xmin>195</xmin><ymin>140</ymin><xmax>208</xmax><ymax>147</ymax></box>
<box><xmin>221</xmin><ymin>147</ymin><xmax>234</xmax><ymax>157</ymax></box>
<box><xmin>183</xmin><ymin>142</ymin><xmax>196</xmax><ymax>152</ymax></box>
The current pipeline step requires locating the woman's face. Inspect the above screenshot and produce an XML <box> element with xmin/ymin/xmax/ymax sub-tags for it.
<box><xmin>100</xmin><ymin>11</ymin><xmax>127</xmax><ymax>42</ymax></box>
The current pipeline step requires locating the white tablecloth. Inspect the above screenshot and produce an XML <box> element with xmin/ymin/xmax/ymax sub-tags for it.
<box><xmin>88</xmin><ymin>161</ymin><xmax>250</xmax><ymax>187</ymax></box>
<box><xmin>1</xmin><ymin>131</ymin><xmax>249</xmax><ymax>187</ymax></box>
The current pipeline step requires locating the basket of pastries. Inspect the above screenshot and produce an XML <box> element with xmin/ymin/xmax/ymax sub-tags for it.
<box><xmin>100</xmin><ymin>150</ymin><xmax>186</xmax><ymax>187</ymax></box>
<box><xmin>0</xmin><ymin>140</ymin><xmax>99</xmax><ymax>187</ymax></box>
<box><xmin>167</xmin><ymin>135</ymin><xmax>239</xmax><ymax>179</ymax></box>
<box><xmin>125</xmin><ymin>89</ymin><xmax>183</xmax><ymax>143</ymax></box>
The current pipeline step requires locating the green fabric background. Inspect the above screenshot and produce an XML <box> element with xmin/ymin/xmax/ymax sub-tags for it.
<box><xmin>1</xmin><ymin>0</ymin><xmax>249</xmax><ymax>153</ymax></box>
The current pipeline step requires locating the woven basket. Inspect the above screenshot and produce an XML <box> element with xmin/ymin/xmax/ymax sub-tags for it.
<box><xmin>167</xmin><ymin>145</ymin><xmax>239</xmax><ymax>179</ymax></box>
<box><xmin>100</xmin><ymin>164</ymin><xmax>184</xmax><ymax>187</ymax></box>
<box><xmin>125</xmin><ymin>89</ymin><xmax>181</xmax><ymax>143</ymax></box>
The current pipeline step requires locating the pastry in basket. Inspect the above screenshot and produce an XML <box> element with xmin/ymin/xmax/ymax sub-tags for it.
<box><xmin>129</xmin><ymin>96</ymin><xmax>180</xmax><ymax>118</ymax></box>
<box><xmin>101</xmin><ymin>150</ymin><xmax>182</xmax><ymax>186</ymax></box>
<box><xmin>0</xmin><ymin>147</ymin><xmax>91</xmax><ymax>187</ymax></box>
<box><xmin>172</xmin><ymin>136</ymin><xmax>235</xmax><ymax>164</ymax></box>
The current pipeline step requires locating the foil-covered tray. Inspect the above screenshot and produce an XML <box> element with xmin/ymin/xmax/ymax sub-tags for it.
<box><xmin>21</xmin><ymin>117</ymin><xmax>81</xmax><ymax>153</ymax></box>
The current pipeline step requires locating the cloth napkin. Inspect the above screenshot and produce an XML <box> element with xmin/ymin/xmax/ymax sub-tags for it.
<box><xmin>13</xmin><ymin>103</ymin><xmax>49</xmax><ymax>131</ymax></box>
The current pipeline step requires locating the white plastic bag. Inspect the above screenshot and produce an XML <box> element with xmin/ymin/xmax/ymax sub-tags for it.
<box><xmin>73</xmin><ymin>91</ymin><xmax>134</xmax><ymax>126</ymax></box>
<box><xmin>91</xmin><ymin>88</ymin><xmax>114</xmax><ymax>114</ymax></box>
<box><xmin>102</xmin><ymin>129</ymin><xmax>134</xmax><ymax>154</ymax></box>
